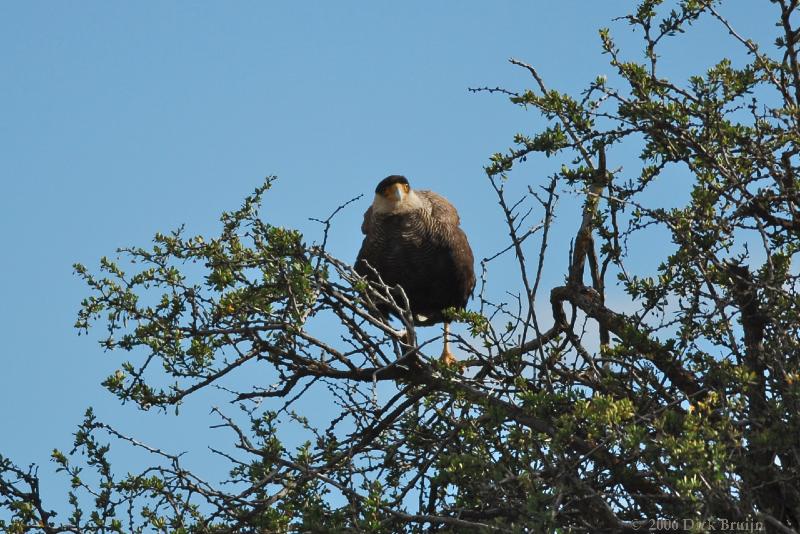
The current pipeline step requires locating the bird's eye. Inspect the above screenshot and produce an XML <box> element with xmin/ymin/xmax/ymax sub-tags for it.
<box><xmin>404</xmin><ymin>184</ymin><xmax>410</xmax><ymax>193</ymax></box>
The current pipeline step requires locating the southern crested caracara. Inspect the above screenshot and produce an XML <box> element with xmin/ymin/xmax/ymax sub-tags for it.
<box><xmin>356</xmin><ymin>175</ymin><xmax>475</xmax><ymax>364</ymax></box>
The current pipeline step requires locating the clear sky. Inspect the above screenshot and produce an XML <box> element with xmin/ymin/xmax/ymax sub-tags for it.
<box><xmin>0</xmin><ymin>0</ymin><xmax>778</xmax><ymax>515</ymax></box>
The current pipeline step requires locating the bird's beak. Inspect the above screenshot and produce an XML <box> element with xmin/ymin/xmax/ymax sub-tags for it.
<box><xmin>386</xmin><ymin>183</ymin><xmax>405</xmax><ymax>201</ymax></box>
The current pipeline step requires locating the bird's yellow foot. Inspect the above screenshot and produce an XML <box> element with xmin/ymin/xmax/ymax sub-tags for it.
<box><xmin>439</xmin><ymin>349</ymin><xmax>457</xmax><ymax>366</ymax></box>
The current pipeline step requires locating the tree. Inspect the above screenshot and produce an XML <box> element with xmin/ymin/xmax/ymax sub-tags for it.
<box><xmin>3</xmin><ymin>1</ymin><xmax>800</xmax><ymax>532</ymax></box>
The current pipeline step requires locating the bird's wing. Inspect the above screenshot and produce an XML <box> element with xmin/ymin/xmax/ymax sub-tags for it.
<box><xmin>417</xmin><ymin>190</ymin><xmax>461</xmax><ymax>226</ymax></box>
<box><xmin>419</xmin><ymin>190</ymin><xmax>476</xmax><ymax>300</ymax></box>
<box><xmin>360</xmin><ymin>205</ymin><xmax>374</xmax><ymax>235</ymax></box>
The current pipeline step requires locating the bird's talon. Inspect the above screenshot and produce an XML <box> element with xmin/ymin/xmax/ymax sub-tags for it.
<box><xmin>395</xmin><ymin>329</ymin><xmax>411</xmax><ymax>345</ymax></box>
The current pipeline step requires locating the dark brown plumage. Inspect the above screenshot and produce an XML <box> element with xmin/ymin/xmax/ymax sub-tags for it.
<box><xmin>355</xmin><ymin>175</ymin><xmax>475</xmax><ymax>363</ymax></box>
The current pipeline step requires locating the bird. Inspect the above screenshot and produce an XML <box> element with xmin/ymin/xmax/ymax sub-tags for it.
<box><xmin>355</xmin><ymin>175</ymin><xmax>475</xmax><ymax>365</ymax></box>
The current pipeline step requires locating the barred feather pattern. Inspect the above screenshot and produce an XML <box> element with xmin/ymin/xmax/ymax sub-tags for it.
<box><xmin>355</xmin><ymin>190</ymin><xmax>475</xmax><ymax>326</ymax></box>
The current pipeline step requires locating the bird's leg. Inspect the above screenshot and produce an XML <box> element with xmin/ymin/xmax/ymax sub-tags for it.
<box><xmin>440</xmin><ymin>322</ymin><xmax>456</xmax><ymax>365</ymax></box>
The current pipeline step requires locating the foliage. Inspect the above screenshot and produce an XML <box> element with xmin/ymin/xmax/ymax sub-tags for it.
<box><xmin>3</xmin><ymin>1</ymin><xmax>800</xmax><ymax>532</ymax></box>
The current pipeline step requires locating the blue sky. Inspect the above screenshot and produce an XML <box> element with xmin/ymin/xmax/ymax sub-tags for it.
<box><xmin>0</xmin><ymin>0</ymin><xmax>778</xmax><ymax>516</ymax></box>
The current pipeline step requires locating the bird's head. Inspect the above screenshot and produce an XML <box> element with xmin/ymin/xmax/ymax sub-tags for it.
<box><xmin>376</xmin><ymin>175</ymin><xmax>410</xmax><ymax>201</ymax></box>
<box><xmin>372</xmin><ymin>175</ymin><xmax>420</xmax><ymax>213</ymax></box>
